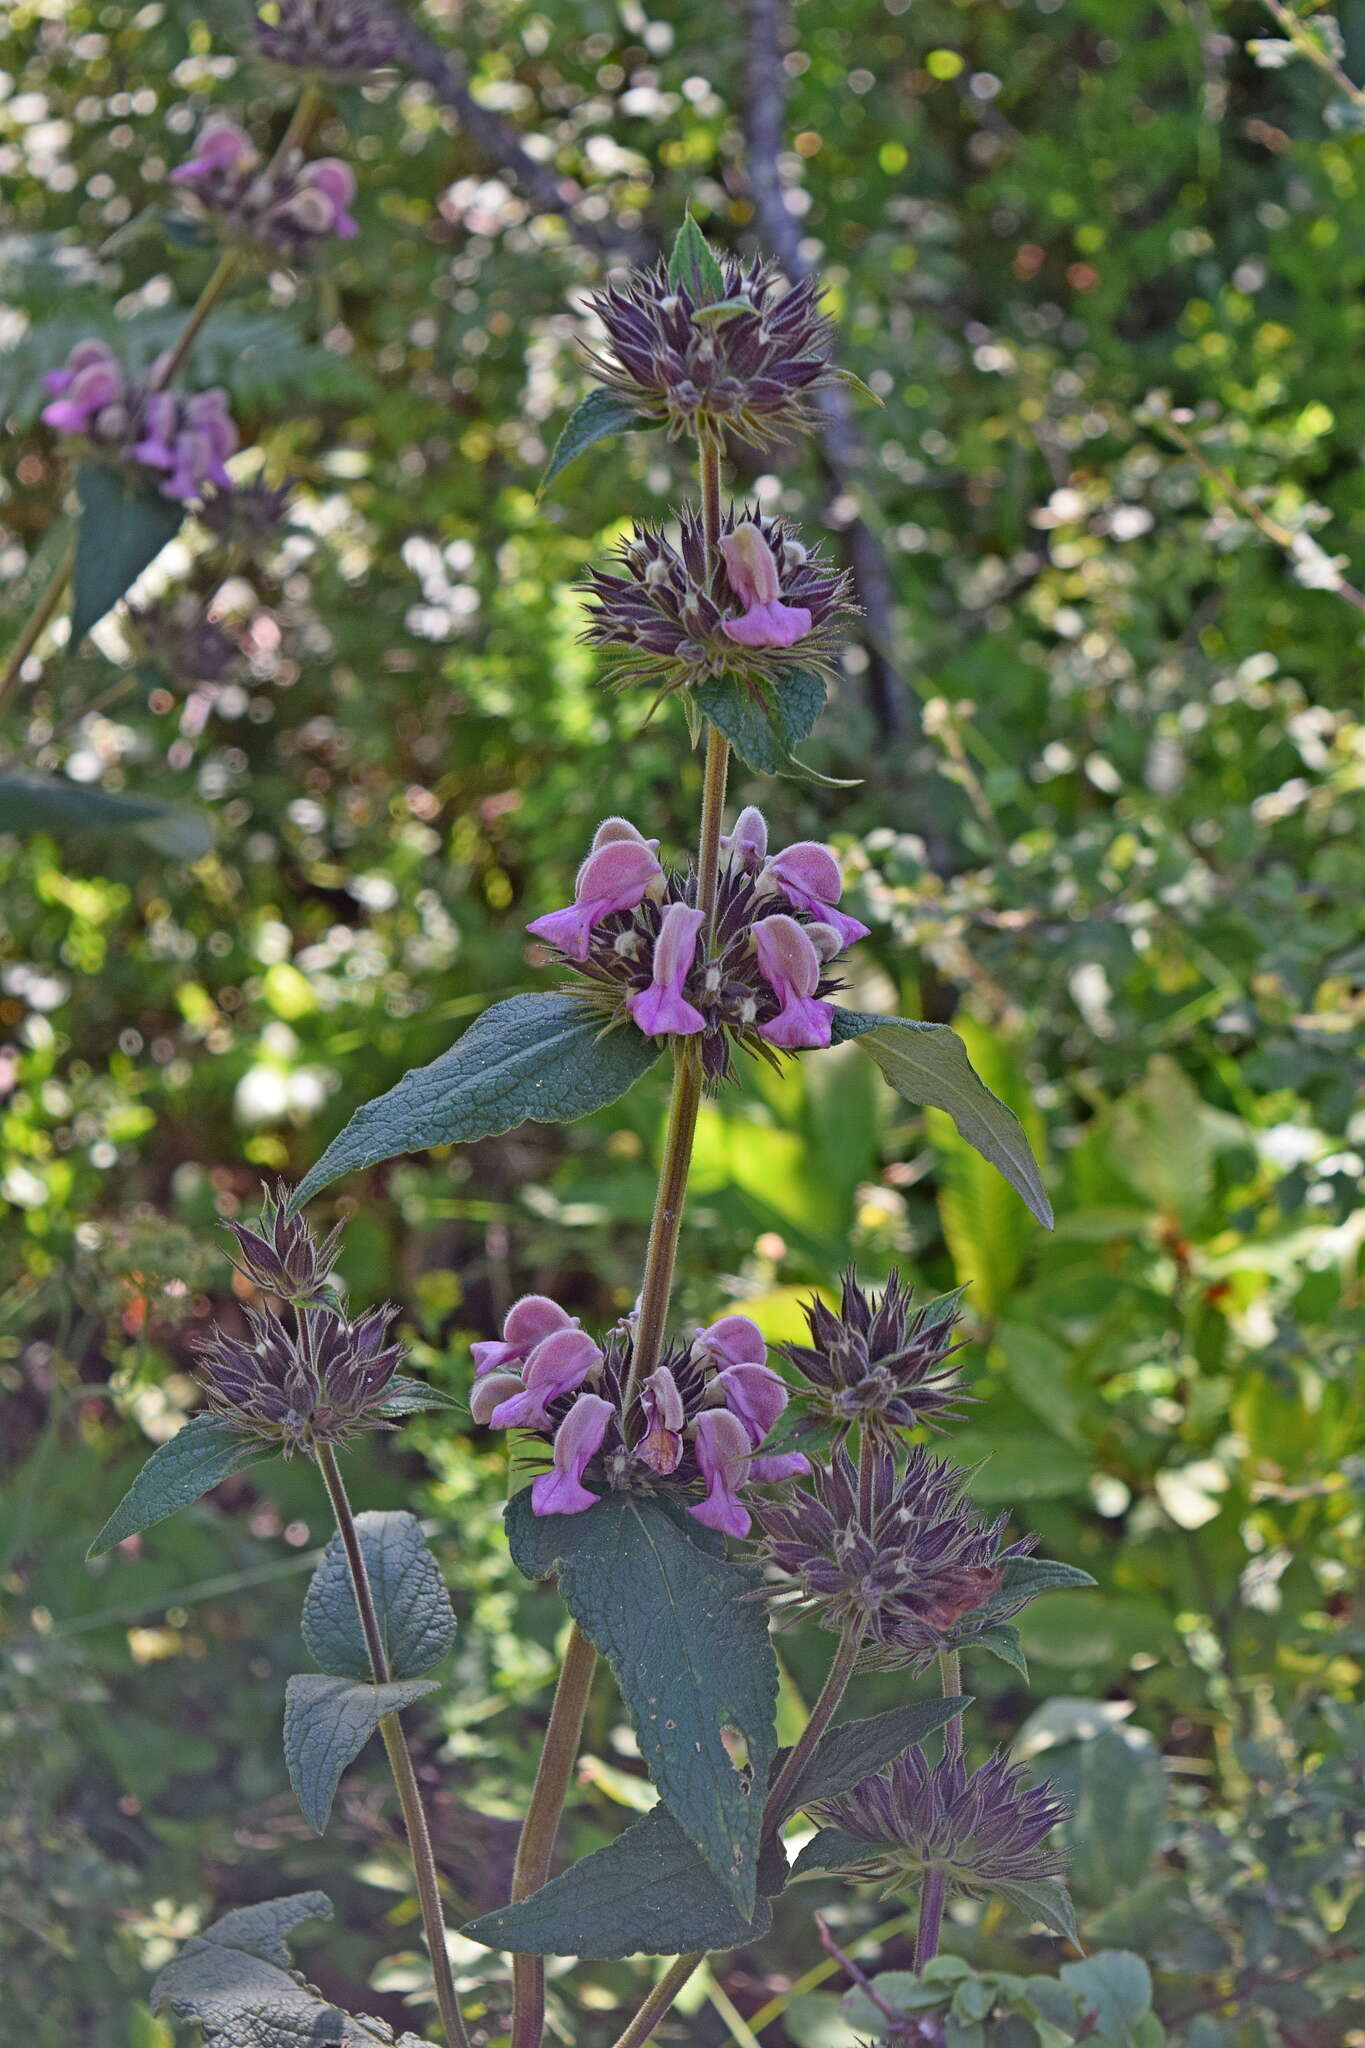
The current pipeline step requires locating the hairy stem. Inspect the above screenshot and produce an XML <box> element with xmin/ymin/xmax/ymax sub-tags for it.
<box><xmin>0</xmin><ymin>81</ymin><xmax>327</xmax><ymax>712</ymax></box>
<box><xmin>938</xmin><ymin>1647</ymin><xmax>964</xmax><ymax>1764</ymax></box>
<box><xmin>508</xmin><ymin>1621</ymin><xmax>599</xmax><ymax>2048</ymax></box>
<box><xmin>764</xmin><ymin>1621</ymin><xmax>864</xmax><ymax>1833</ymax></box>
<box><xmin>624</xmin><ymin>1042</ymin><xmax>704</xmax><ymax>1407</ymax></box>
<box><xmin>609</xmin><ymin>1953</ymin><xmax>705</xmax><ymax>2048</ymax></box>
<box><xmin>914</xmin><ymin>1868</ymin><xmax>948</xmax><ymax>1973</ymax></box>
<box><xmin>314</xmin><ymin>1445</ymin><xmax>469</xmax><ymax>2048</ymax></box>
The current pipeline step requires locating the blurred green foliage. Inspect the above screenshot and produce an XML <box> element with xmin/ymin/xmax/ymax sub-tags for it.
<box><xmin>0</xmin><ymin>0</ymin><xmax>1361</xmax><ymax>2043</ymax></box>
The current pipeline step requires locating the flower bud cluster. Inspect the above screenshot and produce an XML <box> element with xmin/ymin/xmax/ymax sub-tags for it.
<box><xmin>41</xmin><ymin>342</ymin><xmax>239</xmax><ymax>504</ymax></box>
<box><xmin>782</xmin><ymin>1268</ymin><xmax>968</xmax><ymax>1442</ymax></box>
<box><xmin>756</xmin><ymin>1442</ymin><xmax>1036</xmax><ymax>1668</ymax></box>
<box><xmin>810</xmin><ymin>1747</ymin><xmax>1070</xmax><ymax>1897</ymax></box>
<box><xmin>525</xmin><ymin>808</ymin><xmax>869</xmax><ymax>1081</ymax></box>
<box><xmin>193</xmin><ymin>1199</ymin><xmax>401</xmax><ymax>1457</ymax></box>
<box><xmin>582</xmin><ymin>508</ymin><xmax>854</xmax><ymax>699</ymax></box>
<box><xmin>586</xmin><ymin>256</ymin><xmax>838</xmax><ymax>447</ymax></box>
<box><xmin>171</xmin><ymin>123</ymin><xmax>359</xmax><ymax>259</ymax></box>
<box><xmin>126</xmin><ymin>596</ymin><xmax>245</xmax><ymax>688</ymax></box>
<box><xmin>250</xmin><ymin>0</ymin><xmax>413</xmax><ymax>77</ymax></box>
<box><xmin>471</xmin><ymin>1296</ymin><xmax>807</xmax><ymax>1533</ymax></box>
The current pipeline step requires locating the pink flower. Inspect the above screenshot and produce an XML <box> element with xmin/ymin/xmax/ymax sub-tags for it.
<box><xmin>527</xmin><ymin>836</ymin><xmax>662</xmax><ymax>962</ymax></box>
<box><xmin>689</xmin><ymin>1407</ymin><xmax>754</xmax><ymax>1538</ymax></box>
<box><xmin>532</xmin><ymin>1392</ymin><xmax>613</xmax><ymax>1516</ymax></box>
<box><xmin>299</xmin><ymin>159</ymin><xmax>359</xmax><ymax>237</ymax></box>
<box><xmin>720</xmin><ymin>804</ymin><xmax>768</xmax><ymax>871</ymax></box>
<box><xmin>762</xmin><ymin>841</ymin><xmax>869</xmax><ymax>949</ymax></box>
<box><xmin>752</xmin><ymin>914</ymin><xmax>833</xmax><ymax>1050</ymax></box>
<box><xmin>131</xmin><ymin>393</ymin><xmax>180</xmax><ymax>471</ymax></box>
<box><xmin>40</xmin><ymin>359</ymin><xmax>123</xmax><ymax>435</ymax></box>
<box><xmin>748</xmin><ymin>1450</ymin><xmax>811</xmax><ymax>1482</ymax></box>
<box><xmin>719</xmin><ymin>521</ymin><xmax>812</xmax><ymax>650</ymax></box>
<box><xmin>590</xmin><ymin>815</ymin><xmax>659</xmax><ymax>853</ymax></box>
<box><xmin>710</xmin><ymin>1362</ymin><xmax>790</xmax><ymax>1447</ymax></box>
<box><xmin>627</xmin><ymin>902</ymin><xmax>706</xmax><ymax>1037</ymax></box>
<box><xmin>42</xmin><ymin>340</ymin><xmax>118</xmax><ymax>397</ymax></box>
<box><xmin>637</xmin><ymin>1365</ymin><xmax>685</xmax><ymax>1474</ymax></box>
<box><xmin>472</xmin><ymin>1292</ymin><xmax>579</xmax><ymax>1379</ymax></box>
<box><xmin>172</xmin><ymin>123</ymin><xmax>254</xmax><ymax>184</ymax></box>
<box><xmin>691</xmin><ymin>1314</ymin><xmax>767</xmax><ymax>1371</ymax></box>
<box><xmin>469</xmin><ymin>1370</ymin><xmax>524</xmax><ymax>1425</ymax></box>
<box><xmin>489</xmin><ymin>1327</ymin><xmax>603</xmax><ymax>1429</ymax></box>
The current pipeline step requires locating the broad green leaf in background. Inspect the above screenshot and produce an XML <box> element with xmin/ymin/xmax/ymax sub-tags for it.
<box><xmin>283</xmin><ymin>1674</ymin><xmax>436</xmax><ymax>1833</ymax></box>
<box><xmin>301</xmin><ymin>1510</ymin><xmax>457</xmax><ymax>1681</ymax></box>
<box><xmin>87</xmin><ymin>1415</ymin><xmax>269</xmax><ymax>1557</ymax></box>
<box><xmin>925</xmin><ymin>1017</ymin><xmax>1046</xmax><ymax>1312</ymax></box>
<box><xmin>776</xmin><ymin>1695</ymin><xmax>973</xmax><ymax>1819</ymax></box>
<box><xmin>831</xmin><ymin>1011</ymin><xmax>1053</xmax><ymax>1227</ymax></box>
<box><xmin>1059</xmin><ymin>1952</ymin><xmax>1154</xmax><ymax>2042</ymax></box>
<box><xmin>72</xmin><ymin>462</ymin><xmax>183</xmax><ymax>643</ymax></box>
<box><xmin>292</xmin><ymin>993</ymin><xmax>662</xmax><ymax>1208</ymax></box>
<box><xmin>0</xmin><ymin>772</ymin><xmax>213</xmax><ymax>859</ymax></box>
<box><xmin>540</xmin><ymin>388</ymin><xmax>654</xmax><ymax>493</ymax></box>
<box><xmin>1014</xmin><ymin>1702</ymin><xmax>1167</xmax><ymax>1908</ymax></box>
<box><xmin>462</xmin><ymin>1798</ymin><xmax>784</xmax><ymax>1958</ymax></box>
<box><xmin>505</xmin><ymin>1488</ymin><xmax>778</xmax><ymax>1916</ymax></box>
<box><xmin>149</xmin><ymin>1892</ymin><xmax>425</xmax><ymax>2048</ymax></box>
<box><xmin>666</xmin><ymin>211</ymin><xmax>726</xmax><ymax>300</ymax></box>
<box><xmin>1107</xmin><ymin>1056</ymin><xmax>1229</xmax><ymax>1230</ymax></box>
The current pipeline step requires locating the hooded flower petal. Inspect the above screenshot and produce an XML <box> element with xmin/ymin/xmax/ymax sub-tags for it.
<box><xmin>531</xmin><ymin>1392</ymin><xmax>613</xmax><ymax>1515</ymax></box>
<box><xmin>471</xmin><ymin>1292</ymin><xmax>578</xmax><ymax>1378</ymax></box>
<box><xmin>689</xmin><ymin>1406</ymin><xmax>755</xmax><ymax>1537</ymax></box>
<box><xmin>637</xmin><ymin>1365</ymin><xmax>685</xmax><ymax>1474</ymax></box>
<box><xmin>753</xmin><ymin>914</ymin><xmax>833</xmax><ymax>1050</ymax></box>
<box><xmin>489</xmin><ymin>1326</ymin><xmax>602</xmax><ymax>1428</ymax></box>
<box><xmin>720</xmin><ymin>805</ymin><xmax>768</xmax><ymax>870</ymax></box>
<box><xmin>709</xmin><ymin>1361</ymin><xmax>790</xmax><ymax>1446</ymax></box>
<box><xmin>527</xmin><ymin>837</ymin><xmax>663</xmax><ymax>962</ymax></box>
<box><xmin>627</xmin><ymin>901</ymin><xmax>706</xmax><ymax>1037</ymax></box>
<box><xmin>692</xmin><ymin>1314</ymin><xmax>768</xmax><ymax>1370</ymax></box>
<box><xmin>764</xmin><ymin>842</ymin><xmax>869</xmax><ymax>948</ymax></box>
<box><xmin>720</xmin><ymin>522</ymin><xmax>783</xmax><ymax>608</ymax></box>
<box><xmin>470</xmin><ymin>1370</ymin><xmax>525</xmax><ymax>1425</ymax></box>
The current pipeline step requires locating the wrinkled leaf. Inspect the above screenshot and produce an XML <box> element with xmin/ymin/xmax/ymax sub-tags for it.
<box><xmin>1059</xmin><ymin>1952</ymin><xmax>1153</xmax><ymax>2041</ymax></box>
<box><xmin>965</xmin><ymin>1621</ymin><xmax>1029</xmax><ymax>1676</ymax></box>
<box><xmin>376</xmin><ymin>1376</ymin><xmax>463</xmax><ymax>1417</ymax></box>
<box><xmin>540</xmin><ymin>388</ymin><xmax>652</xmax><ymax>492</ymax></box>
<box><xmin>284</xmin><ymin>1674</ymin><xmax>436</xmax><ymax>1833</ymax></box>
<box><xmin>150</xmin><ymin>1891</ymin><xmax>420</xmax><ymax>2047</ymax></box>
<box><xmin>293</xmin><ymin>993</ymin><xmax>662</xmax><ymax>1208</ymax></box>
<box><xmin>696</xmin><ymin>669</ymin><xmax>838</xmax><ymax>780</ymax></box>
<box><xmin>302</xmin><ymin>1510</ymin><xmax>457</xmax><ymax>1681</ymax></box>
<box><xmin>952</xmin><ymin>1557</ymin><xmax>1098</xmax><ymax>1634</ymax></box>
<box><xmin>505</xmin><ymin>1488</ymin><xmax>778</xmax><ymax>1916</ymax></box>
<box><xmin>88</xmin><ymin>1415</ymin><xmax>269</xmax><ymax>1558</ymax></box>
<box><xmin>994</xmin><ymin>1876</ymin><xmax>1080</xmax><ymax>1946</ymax></box>
<box><xmin>0</xmin><ymin>772</ymin><xmax>213</xmax><ymax>859</ymax></box>
<box><xmin>831</xmin><ymin>1011</ymin><xmax>1053</xmax><ymax>1227</ymax></box>
<box><xmin>462</xmin><ymin>1798</ymin><xmax>784</xmax><ymax>1958</ymax></box>
<box><xmin>778</xmin><ymin>1695</ymin><xmax>973</xmax><ymax>1818</ymax></box>
<box><xmin>72</xmin><ymin>462</ymin><xmax>183</xmax><ymax>643</ymax></box>
<box><xmin>790</xmin><ymin>1825</ymin><xmax>878</xmax><ymax>1881</ymax></box>
<box><xmin>667</xmin><ymin>212</ymin><xmax>726</xmax><ymax>301</ymax></box>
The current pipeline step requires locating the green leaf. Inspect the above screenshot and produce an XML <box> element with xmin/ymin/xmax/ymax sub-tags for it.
<box><xmin>696</xmin><ymin>668</ymin><xmax>837</xmax><ymax>779</ymax></box>
<box><xmin>843</xmin><ymin>1973</ymin><xmax>950</xmax><ymax>2030</ymax></box>
<box><xmin>834</xmin><ymin>366</ymin><xmax>885</xmax><ymax>406</ymax></box>
<box><xmin>926</xmin><ymin>1019</ymin><xmax>1043</xmax><ymax>1313</ymax></box>
<box><xmin>1014</xmin><ymin>1716</ymin><xmax>1166</xmax><ymax>1909</ymax></box>
<box><xmin>666</xmin><ymin>211</ymin><xmax>726</xmax><ymax>302</ymax></box>
<box><xmin>790</xmin><ymin>1825</ymin><xmax>879</xmax><ymax>1881</ymax></box>
<box><xmin>72</xmin><ymin>462</ymin><xmax>183</xmax><ymax>643</ymax></box>
<box><xmin>830</xmin><ymin>1012</ymin><xmax>1053</xmax><ymax>1228</ymax></box>
<box><xmin>505</xmin><ymin>1488</ymin><xmax>778</xmax><ymax>1916</ymax></box>
<box><xmin>1059</xmin><ymin>1954</ymin><xmax>1152</xmax><ymax>2042</ymax></box>
<box><xmin>0</xmin><ymin>772</ymin><xmax>213</xmax><ymax>859</ymax></box>
<box><xmin>691</xmin><ymin>297</ymin><xmax>755</xmax><ymax>325</ymax></box>
<box><xmin>375</xmin><ymin>1376</ymin><xmax>463</xmax><ymax>1417</ymax></box>
<box><xmin>302</xmin><ymin>1510</ymin><xmax>457</xmax><ymax>1681</ymax></box>
<box><xmin>284</xmin><ymin>1673</ymin><xmax>436</xmax><ymax>1834</ymax></box>
<box><xmin>952</xmin><ymin>1558</ymin><xmax>1098</xmax><ymax>1634</ymax></box>
<box><xmin>87</xmin><ymin>1415</ymin><xmax>269</xmax><ymax>1558</ymax></box>
<box><xmin>540</xmin><ymin>388</ymin><xmax>652</xmax><ymax>493</ymax></box>
<box><xmin>966</xmin><ymin>1621</ymin><xmax>1028</xmax><ymax>1676</ymax></box>
<box><xmin>777</xmin><ymin>1696</ymin><xmax>973</xmax><ymax>1818</ymax></box>
<box><xmin>292</xmin><ymin>993</ymin><xmax>662</xmax><ymax>1207</ymax></box>
<box><xmin>462</xmin><ymin>1798</ymin><xmax>783</xmax><ymax>1958</ymax></box>
<box><xmin>149</xmin><ymin>1892</ymin><xmax>418</xmax><ymax>2047</ymax></box>
<box><xmin>993</xmin><ymin>1876</ymin><xmax>1080</xmax><ymax>1945</ymax></box>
